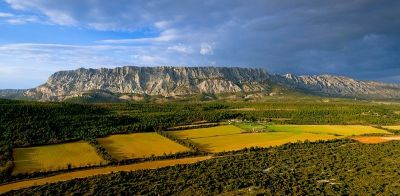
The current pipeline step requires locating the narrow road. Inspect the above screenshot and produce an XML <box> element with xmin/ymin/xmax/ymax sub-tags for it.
<box><xmin>0</xmin><ymin>156</ymin><xmax>211</xmax><ymax>194</ymax></box>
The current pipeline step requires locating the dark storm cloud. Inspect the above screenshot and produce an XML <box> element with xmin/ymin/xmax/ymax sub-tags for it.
<box><xmin>2</xmin><ymin>0</ymin><xmax>400</xmax><ymax>84</ymax></box>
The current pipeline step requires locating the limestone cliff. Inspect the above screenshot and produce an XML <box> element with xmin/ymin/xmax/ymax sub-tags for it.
<box><xmin>24</xmin><ymin>66</ymin><xmax>270</xmax><ymax>101</ymax></box>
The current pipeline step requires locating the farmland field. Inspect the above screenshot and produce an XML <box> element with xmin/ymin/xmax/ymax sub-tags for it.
<box><xmin>97</xmin><ymin>133</ymin><xmax>190</xmax><ymax>160</ymax></box>
<box><xmin>382</xmin><ymin>125</ymin><xmax>400</xmax><ymax>131</ymax></box>
<box><xmin>266</xmin><ymin>125</ymin><xmax>389</xmax><ymax>136</ymax></box>
<box><xmin>169</xmin><ymin>125</ymin><xmax>245</xmax><ymax>139</ymax></box>
<box><xmin>171</xmin><ymin>124</ymin><xmax>390</xmax><ymax>153</ymax></box>
<box><xmin>192</xmin><ymin>132</ymin><xmax>338</xmax><ymax>153</ymax></box>
<box><xmin>12</xmin><ymin>141</ymin><xmax>106</xmax><ymax>175</ymax></box>
<box><xmin>354</xmin><ymin>136</ymin><xmax>400</xmax><ymax>144</ymax></box>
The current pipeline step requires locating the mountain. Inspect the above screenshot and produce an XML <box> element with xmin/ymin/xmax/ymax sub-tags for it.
<box><xmin>2</xmin><ymin>66</ymin><xmax>400</xmax><ymax>101</ymax></box>
<box><xmin>272</xmin><ymin>74</ymin><xmax>400</xmax><ymax>99</ymax></box>
<box><xmin>0</xmin><ymin>89</ymin><xmax>27</xmax><ymax>99</ymax></box>
<box><xmin>24</xmin><ymin>66</ymin><xmax>271</xmax><ymax>101</ymax></box>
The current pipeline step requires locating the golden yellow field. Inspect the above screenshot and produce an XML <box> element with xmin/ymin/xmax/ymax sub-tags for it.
<box><xmin>97</xmin><ymin>132</ymin><xmax>190</xmax><ymax>160</ymax></box>
<box><xmin>266</xmin><ymin>125</ymin><xmax>389</xmax><ymax>136</ymax></box>
<box><xmin>354</xmin><ymin>136</ymin><xmax>400</xmax><ymax>144</ymax></box>
<box><xmin>192</xmin><ymin>132</ymin><xmax>339</xmax><ymax>153</ymax></box>
<box><xmin>0</xmin><ymin>156</ymin><xmax>211</xmax><ymax>194</ymax></box>
<box><xmin>353</xmin><ymin>137</ymin><xmax>388</xmax><ymax>144</ymax></box>
<box><xmin>171</xmin><ymin>124</ymin><xmax>389</xmax><ymax>153</ymax></box>
<box><xmin>382</xmin><ymin>125</ymin><xmax>400</xmax><ymax>131</ymax></box>
<box><xmin>12</xmin><ymin>141</ymin><xmax>106</xmax><ymax>175</ymax></box>
<box><xmin>170</xmin><ymin>125</ymin><xmax>245</xmax><ymax>139</ymax></box>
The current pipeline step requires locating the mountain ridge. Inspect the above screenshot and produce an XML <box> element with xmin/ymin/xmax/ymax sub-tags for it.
<box><xmin>24</xmin><ymin>66</ymin><xmax>271</xmax><ymax>101</ymax></box>
<box><xmin>271</xmin><ymin>73</ymin><xmax>400</xmax><ymax>99</ymax></box>
<box><xmin>2</xmin><ymin>66</ymin><xmax>400</xmax><ymax>101</ymax></box>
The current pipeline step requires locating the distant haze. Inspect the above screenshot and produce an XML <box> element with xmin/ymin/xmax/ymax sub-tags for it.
<box><xmin>0</xmin><ymin>0</ymin><xmax>399</xmax><ymax>88</ymax></box>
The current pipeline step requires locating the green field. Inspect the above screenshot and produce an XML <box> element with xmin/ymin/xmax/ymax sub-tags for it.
<box><xmin>171</xmin><ymin>124</ymin><xmax>389</xmax><ymax>153</ymax></box>
<box><xmin>169</xmin><ymin>125</ymin><xmax>245</xmax><ymax>139</ymax></box>
<box><xmin>266</xmin><ymin>125</ymin><xmax>389</xmax><ymax>136</ymax></box>
<box><xmin>97</xmin><ymin>133</ymin><xmax>190</xmax><ymax>160</ymax></box>
<box><xmin>12</xmin><ymin>141</ymin><xmax>106</xmax><ymax>175</ymax></box>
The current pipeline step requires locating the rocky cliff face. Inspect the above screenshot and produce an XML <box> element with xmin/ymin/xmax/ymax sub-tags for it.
<box><xmin>24</xmin><ymin>66</ymin><xmax>270</xmax><ymax>101</ymax></box>
<box><xmin>272</xmin><ymin>74</ymin><xmax>400</xmax><ymax>99</ymax></box>
<box><xmin>19</xmin><ymin>66</ymin><xmax>400</xmax><ymax>101</ymax></box>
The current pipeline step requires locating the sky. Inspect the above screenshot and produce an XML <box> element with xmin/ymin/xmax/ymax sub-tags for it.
<box><xmin>0</xmin><ymin>0</ymin><xmax>400</xmax><ymax>89</ymax></box>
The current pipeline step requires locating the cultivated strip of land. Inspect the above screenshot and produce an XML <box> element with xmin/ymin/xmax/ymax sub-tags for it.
<box><xmin>353</xmin><ymin>136</ymin><xmax>400</xmax><ymax>144</ymax></box>
<box><xmin>382</xmin><ymin>125</ymin><xmax>400</xmax><ymax>131</ymax></box>
<box><xmin>97</xmin><ymin>132</ymin><xmax>190</xmax><ymax>160</ymax></box>
<box><xmin>0</xmin><ymin>156</ymin><xmax>211</xmax><ymax>194</ymax></box>
<box><xmin>12</xmin><ymin>141</ymin><xmax>106</xmax><ymax>175</ymax></box>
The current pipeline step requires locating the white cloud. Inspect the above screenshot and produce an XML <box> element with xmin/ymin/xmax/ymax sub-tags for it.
<box><xmin>0</xmin><ymin>11</ymin><xmax>39</xmax><ymax>25</ymax></box>
<box><xmin>5</xmin><ymin>16</ymin><xmax>38</xmax><ymax>24</ymax></box>
<box><xmin>154</xmin><ymin>20</ymin><xmax>171</xmax><ymax>29</ymax></box>
<box><xmin>43</xmin><ymin>9</ymin><xmax>76</xmax><ymax>25</ymax></box>
<box><xmin>0</xmin><ymin>12</ymin><xmax>14</xmax><ymax>17</ymax></box>
<box><xmin>200</xmin><ymin>42</ymin><xmax>215</xmax><ymax>55</ymax></box>
<box><xmin>4</xmin><ymin>0</ymin><xmax>29</xmax><ymax>10</ymax></box>
<box><xmin>167</xmin><ymin>43</ymin><xmax>193</xmax><ymax>54</ymax></box>
<box><xmin>88</xmin><ymin>22</ymin><xmax>120</xmax><ymax>31</ymax></box>
<box><xmin>4</xmin><ymin>0</ymin><xmax>76</xmax><ymax>25</ymax></box>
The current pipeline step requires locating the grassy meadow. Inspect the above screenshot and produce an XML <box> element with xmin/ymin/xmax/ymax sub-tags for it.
<box><xmin>12</xmin><ymin>141</ymin><xmax>106</xmax><ymax>175</ymax></box>
<box><xmin>97</xmin><ymin>133</ymin><xmax>190</xmax><ymax>160</ymax></box>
